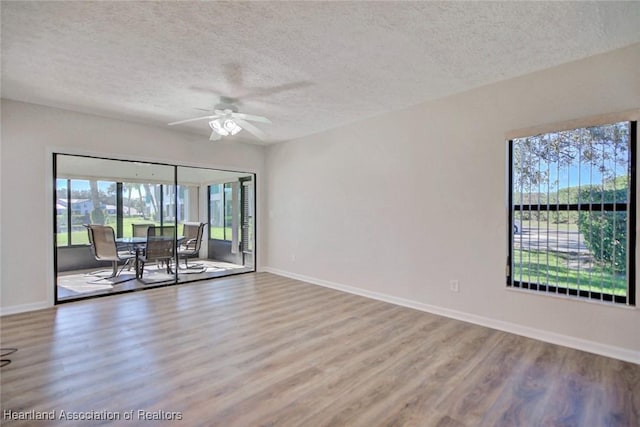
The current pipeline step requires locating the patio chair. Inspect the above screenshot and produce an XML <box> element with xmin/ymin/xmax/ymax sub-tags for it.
<box><xmin>130</xmin><ymin>223</ymin><xmax>154</xmax><ymax>255</ymax></box>
<box><xmin>177</xmin><ymin>222</ymin><xmax>207</xmax><ymax>272</ymax></box>
<box><xmin>137</xmin><ymin>225</ymin><xmax>176</xmax><ymax>281</ymax></box>
<box><xmin>86</xmin><ymin>224</ymin><xmax>136</xmax><ymax>281</ymax></box>
<box><xmin>83</xmin><ymin>224</ymin><xmax>109</xmax><ymax>277</ymax></box>
<box><xmin>132</xmin><ymin>223</ymin><xmax>154</xmax><ymax>238</ymax></box>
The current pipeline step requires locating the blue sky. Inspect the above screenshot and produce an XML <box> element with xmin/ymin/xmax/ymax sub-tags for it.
<box><xmin>547</xmin><ymin>160</ymin><xmax>628</xmax><ymax>191</ymax></box>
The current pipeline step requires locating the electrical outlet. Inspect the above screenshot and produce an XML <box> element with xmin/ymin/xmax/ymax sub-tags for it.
<box><xmin>449</xmin><ymin>280</ymin><xmax>460</xmax><ymax>293</ymax></box>
<box><xmin>291</xmin><ymin>253</ymin><xmax>296</xmax><ymax>262</ymax></box>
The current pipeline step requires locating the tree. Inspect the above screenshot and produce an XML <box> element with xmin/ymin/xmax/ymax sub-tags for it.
<box><xmin>143</xmin><ymin>184</ymin><xmax>159</xmax><ymax>221</ymax></box>
<box><xmin>89</xmin><ymin>181</ymin><xmax>105</xmax><ymax>224</ymax></box>
<box><xmin>123</xmin><ymin>183</ymin><xmax>142</xmax><ymax>216</ymax></box>
<box><xmin>513</xmin><ymin>122</ymin><xmax>629</xmax><ymax>193</ymax></box>
<box><xmin>513</xmin><ymin>122</ymin><xmax>631</xmax><ymax>274</ymax></box>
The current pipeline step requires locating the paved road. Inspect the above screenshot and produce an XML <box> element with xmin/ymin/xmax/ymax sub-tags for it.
<box><xmin>513</xmin><ymin>227</ymin><xmax>589</xmax><ymax>254</ymax></box>
<box><xmin>513</xmin><ymin>226</ymin><xmax>596</xmax><ymax>270</ymax></box>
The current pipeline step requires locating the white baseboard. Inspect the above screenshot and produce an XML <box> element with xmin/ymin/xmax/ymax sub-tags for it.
<box><xmin>262</xmin><ymin>267</ymin><xmax>639</xmax><ymax>365</ymax></box>
<box><xmin>0</xmin><ymin>301</ymin><xmax>51</xmax><ymax>316</ymax></box>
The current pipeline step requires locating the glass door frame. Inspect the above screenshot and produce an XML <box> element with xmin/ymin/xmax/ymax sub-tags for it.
<box><xmin>53</xmin><ymin>152</ymin><xmax>257</xmax><ymax>304</ymax></box>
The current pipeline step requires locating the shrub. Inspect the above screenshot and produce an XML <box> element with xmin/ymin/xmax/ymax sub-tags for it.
<box><xmin>577</xmin><ymin>186</ymin><xmax>628</xmax><ymax>275</ymax></box>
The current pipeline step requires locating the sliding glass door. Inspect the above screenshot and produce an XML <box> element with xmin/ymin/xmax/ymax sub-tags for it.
<box><xmin>54</xmin><ymin>154</ymin><xmax>255</xmax><ymax>303</ymax></box>
<box><xmin>176</xmin><ymin>166</ymin><xmax>255</xmax><ymax>284</ymax></box>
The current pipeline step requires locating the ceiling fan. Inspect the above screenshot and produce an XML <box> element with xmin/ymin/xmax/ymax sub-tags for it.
<box><xmin>168</xmin><ymin>107</ymin><xmax>271</xmax><ymax>141</ymax></box>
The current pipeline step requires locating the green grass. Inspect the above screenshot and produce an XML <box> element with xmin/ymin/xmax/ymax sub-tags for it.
<box><xmin>57</xmin><ymin>217</ymin><xmax>161</xmax><ymax>246</ymax></box>
<box><xmin>57</xmin><ymin>219</ymin><xmax>232</xmax><ymax>246</ymax></box>
<box><xmin>56</xmin><ymin>231</ymin><xmax>88</xmax><ymax>246</ymax></box>
<box><xmin>210</xmin><ymin>226</ymin><xmax>231</xmax><ymax>241</ymax></box>
<box><xmin>512</xmin><ymin>249</ymin><xmax>627</xmax><ymax>296</ymax></box>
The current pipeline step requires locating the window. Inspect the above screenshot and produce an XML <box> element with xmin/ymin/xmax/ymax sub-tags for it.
<box><xmin>56</xmin><ymin>179</ymin><xmax>182</xmax><ymax>245</ymax></box>
<box><xmin>209</xmin><ymin>184</ymin><xmax>223</xmax><ymax>240</ymax></box>
<box><xmin>208</xmin><ymin>183</ymin><xmax>231</xmax><ymax>241</ymax></box>
<box><xmin>208</xmin><ymin>182</ymin><xmax>236</xmax><ymax>241</ymax></box>
<box><xmin>120</xmin><ymin>182</ymin><xmax>161</xmax><ymax>237</ymax></box>
<box><xmin>508</xmin><ymin>121</ymin><xmax>636</xmax><ymax>305</ymax></box>
<box><xmin>55</xmin><ymin>178</ymin><xmax>117</xmax><ymax>246</ymax></box>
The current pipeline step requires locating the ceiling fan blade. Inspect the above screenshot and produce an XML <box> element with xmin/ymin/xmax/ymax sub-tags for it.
<box><xmin>209</xmin><ymin>130</ymin><xmax>222</xmax><ymax>141</ymax></box>
<box><xmin>231</xmin><ymin>112</ymin><xmax>272</xmax><ymax>124</ymax></box>
<box><xmin>168</xmin><ymin>115</ymin><xmax>219</xmax><ymax>126</ymax></box>
<box><xmin>234</xmin><ymin>118</ymin><xmax>267</xmax><ymax>140</ymax></box>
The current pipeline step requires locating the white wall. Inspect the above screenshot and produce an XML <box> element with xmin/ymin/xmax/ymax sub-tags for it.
<box><xmin>265</xmin><ymin>44</ymin><xmax>640</xmax><ymax>362</ymax></box>
<box><xmin>0</xmin><ymin>99</ymin><xmax>265</xmax><ymax>312</ymax></box>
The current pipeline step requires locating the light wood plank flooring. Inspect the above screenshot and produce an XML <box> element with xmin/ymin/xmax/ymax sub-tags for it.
<box><xmin>1</xmin><ymin>272</ymin><xmax>638</xmax><ymax>426</ymax></box>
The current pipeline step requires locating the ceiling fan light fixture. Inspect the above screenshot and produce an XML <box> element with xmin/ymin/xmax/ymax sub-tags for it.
<box><xmin>209</xmin><ymin>118</ymin><xmax>242</xmax><ymax>137</ymax></box>
<box><xmin>223</xmin><ymin>119</ymin><xmax>242</xmax><ymax>135</ymax></box>
<box><xmin>172</xmin><ymin>109</ymin><xmax>269</xmax><ymax>141</ymax></box>
<box><xmin>209</xmin><ymin>119</ymin><xmax>229</xmax><ymax>136</ymax></box>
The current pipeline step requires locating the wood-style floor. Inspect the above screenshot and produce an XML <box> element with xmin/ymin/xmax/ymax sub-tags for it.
<box><xmin>1</xmin><ymin>272</ymin><xmax>638</xmax><ymax>426</ymax></box>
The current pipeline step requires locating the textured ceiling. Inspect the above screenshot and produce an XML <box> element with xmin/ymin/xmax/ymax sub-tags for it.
<box><xmin>2</xmin><ymin>1</ymin><xmax>640</xmax><ymax>145</ymax></box>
